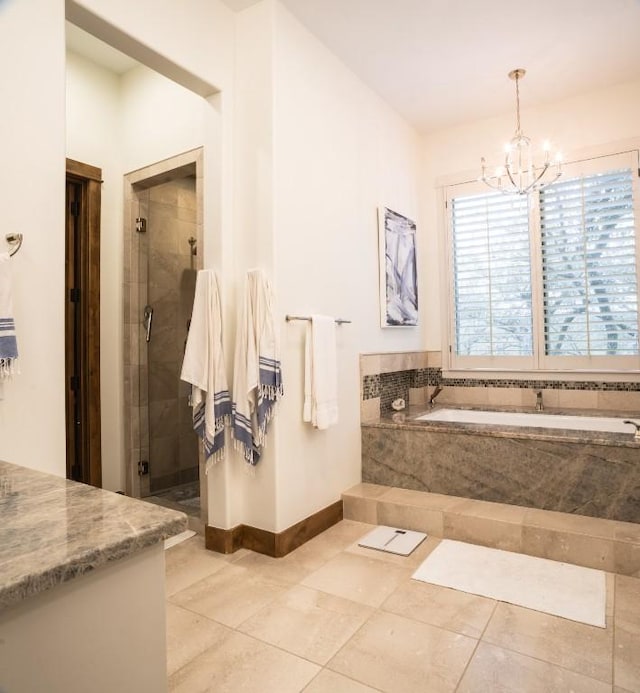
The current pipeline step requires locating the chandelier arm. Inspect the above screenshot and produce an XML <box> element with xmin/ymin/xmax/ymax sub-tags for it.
<box><xmin>479</xmin><ymin>176</ymin><xmax>504</xmax><ymax>192</ymax></box>
<box><xmin>503</xmin><ymin>160</ymin><xmax>519</xmax><ymax>191</ymax></box>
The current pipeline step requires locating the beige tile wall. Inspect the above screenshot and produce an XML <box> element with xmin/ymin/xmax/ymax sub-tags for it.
<box><xmin>360</xmin><ymin>349</ymin><xmax>640</xmax><ymax>423</ymax></box>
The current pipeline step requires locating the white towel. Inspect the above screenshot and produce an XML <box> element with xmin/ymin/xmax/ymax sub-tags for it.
<box><xmin>303</xmin><ymin>315</ymin><xmax>338</xmax><ymax>430</ymax></box>
<box><xmin>232</xmin><ymin>269</ymin><xmax>283</xmax><ymax>465</ymax></box>
<box><xmin>180</xmin><ymin>270</ymin><xmax>231</xmax><ymax>472</ymax></box>
<box><xmin>0</xmin><ymin>252</ymin><xmax>18</xmax><ymax>380</ymax></box>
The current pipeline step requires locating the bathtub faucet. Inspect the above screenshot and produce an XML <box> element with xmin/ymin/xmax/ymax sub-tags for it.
<box><xmin>535</xmin><ymin>390</ymin><xmax>544</xmax><ymax>412</ymax></box>
<box><xmin>623</xmin><ymin>420</ymin><xmax>640</xmax><ymax>440</ymax></box>
<box><xmin>429</xmin><ymin>385</ymin><xmax>443</xmax><ymax>407</ymax></box>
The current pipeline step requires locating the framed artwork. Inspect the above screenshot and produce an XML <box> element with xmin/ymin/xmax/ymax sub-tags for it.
<box><xmin>378</xmin><ymin>206</ymin><xmax>418</xmax><ymax>327</ymax></box>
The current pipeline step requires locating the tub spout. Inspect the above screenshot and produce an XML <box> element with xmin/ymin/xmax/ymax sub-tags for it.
<box><xmin>535</xmin><ymin>390</ymin><xmax>544</xmax><ymax>412</ymax></box>
<box><xmin>623</xmin><ymin>420</ymin><xmax>640</xmax><ymax>440</ymax></box>
<box><xmin>429</xmin><ymin>385</ymin><xmax>443</xmax><ymax>407</ymax></box>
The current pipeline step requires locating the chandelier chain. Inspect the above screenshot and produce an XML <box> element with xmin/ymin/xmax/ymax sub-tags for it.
<box><xmin>514</xmin><ymin>74</ymin><xmax>521</xmax><ymax>135</ymax></box>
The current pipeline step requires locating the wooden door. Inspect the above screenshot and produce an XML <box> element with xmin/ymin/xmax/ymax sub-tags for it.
<box><xmin>65</xmin><ymin>159</ymin><xmax>102</xmax><ymax>486</ymax></box>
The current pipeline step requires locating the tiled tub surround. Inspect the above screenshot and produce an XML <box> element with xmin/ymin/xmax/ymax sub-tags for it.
<box><xmin>0</xmin><ymin>460</ymin><xmax>187</xmax><ymax>609</ymax></box>
<box><xmin>362</xmin><ymin>404</ymin><xmax>640</xmax><ymax>524</ymax></box>
<box><xmin>360</xmin><ymin>350</ymin><xmax>640</xmax><ymax>421</ymax></box>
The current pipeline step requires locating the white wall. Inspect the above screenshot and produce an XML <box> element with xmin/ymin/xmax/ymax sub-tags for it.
<box><xmin>220</xmin><ymin>0</ymin><xmax>278</xmax><ymax>531</ymax></box>
<box><xmin>421</xmin><ymin>78</ymin><xmax>640</xmax><ymax>352</ymax></box>
<box><xmin>0</xmin><ymin>0</ymin><xmax>233</xmax><ymax>483</ymax></box>
<box><xmin>271</xmin><ymin>4</ymin><xmax>424</xmax><ymax>531</ymax></box>
<box><xmin>0</xmin><ymin>0</ymin><xmax>66</xmax><ymax>475</ymax></box>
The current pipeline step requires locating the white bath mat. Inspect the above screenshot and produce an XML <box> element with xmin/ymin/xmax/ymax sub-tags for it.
<box><xmin>412</xmin><ymin>539</ymin><xmax>606</xmax><ymax>628</ymax></box>
<box><xmin>164</xmin><ymin>529</ymin><xmax>196</xmax><ymax>550</ymax></box>
<box><xmin>358</xmin><ymin>526</ymin><xmax>427</xmax><ymax>556</ymax></box>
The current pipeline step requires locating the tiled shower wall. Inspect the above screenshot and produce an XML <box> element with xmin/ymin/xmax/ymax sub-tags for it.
<box><xmin>360</xmin><ymin>351</ymin><xmax>640</xmax><ymax>421</ymax></box>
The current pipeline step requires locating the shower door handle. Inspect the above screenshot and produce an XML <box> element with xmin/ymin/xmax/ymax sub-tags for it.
<box><xmin>144</xmin><ymin>305</ymin><xmax>154</xmax><ymax>343</ymax></box>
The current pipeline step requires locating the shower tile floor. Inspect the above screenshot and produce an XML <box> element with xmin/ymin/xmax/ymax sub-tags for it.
<box><xmin>147</xmin><ymin>481</ymin><xmax>200</xmax><ymax>518</ymax></box>
<box><xmin>164</xmin><ymin>519</ymin><xmax>640</xmax><ymax>692</ymax></box>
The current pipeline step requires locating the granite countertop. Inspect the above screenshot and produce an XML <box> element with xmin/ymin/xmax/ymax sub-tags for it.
<box><xmin>0</xmin><ymin>460</ymin><xmax>187</xmax><ymax>611</ymax></box>
<box><xmin>364</xmin><ymin>404</ymin><xmax>640</xmax><ymax>449</ymax></box>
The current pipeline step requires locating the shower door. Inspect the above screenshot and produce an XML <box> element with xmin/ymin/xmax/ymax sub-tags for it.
<box><xmin>135</xmin><ymin>172</ymin><xmax>199</xmax><ymax>499</ymax></box>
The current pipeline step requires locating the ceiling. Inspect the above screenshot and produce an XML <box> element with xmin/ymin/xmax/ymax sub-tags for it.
<box><xmin>68</xmin><ymin>0</ymin><xmax>640</xmax><ymax>134</ymax></box>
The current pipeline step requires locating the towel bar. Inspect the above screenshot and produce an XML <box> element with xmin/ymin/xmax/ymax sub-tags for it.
<box><xmin>5</xmin><ymin>233</ymin><xmax>23</xmax><ymax>257</ymax></box>
<box><xmin>286</xmin><ymin>314</ymin><xmax>351</xmax><ymax>325</ymax></box>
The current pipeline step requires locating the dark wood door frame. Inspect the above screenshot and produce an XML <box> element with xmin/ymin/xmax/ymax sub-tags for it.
<box><xmin>65</xmin><ymin>158</ymin><xmax>102</xmax><ymax>487</ymax></box>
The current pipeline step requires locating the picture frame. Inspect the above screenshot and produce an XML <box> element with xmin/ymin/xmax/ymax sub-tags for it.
<box><xmin>378</xmin><ymin>206</ymin><xmax>418</xmax><ymax>327</ymax></box>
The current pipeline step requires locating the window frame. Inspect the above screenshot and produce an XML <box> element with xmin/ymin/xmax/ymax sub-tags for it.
<box><xmin>443</xmin><ymin>148</ymin><xmax>640</xmax><ymax>375</ymax></box>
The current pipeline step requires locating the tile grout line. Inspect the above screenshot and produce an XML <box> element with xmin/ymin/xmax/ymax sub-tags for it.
<box><xmin>611</xmin><ymin>573</ymin><xmax>617</xmax><ymax>688</ymax></box>
<box><xmin>452</xmin><ymin>599</ymin><xmax>499</xmax><ymax>692</ymax></box>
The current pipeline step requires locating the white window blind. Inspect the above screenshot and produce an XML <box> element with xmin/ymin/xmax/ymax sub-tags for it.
<box><xmin>540</xmin><ymin>168</ymin><xmax>639</xmax><ymax>356</ymax></box>
<box><xmin>452</xmin><ymin>192</ymin><xmax>532</xmax><ymax>356</ymax></box>
<box><xmin>446</xmin><ymin>149</ymin><xmax>640</xmax><ymax>372</ymax></box>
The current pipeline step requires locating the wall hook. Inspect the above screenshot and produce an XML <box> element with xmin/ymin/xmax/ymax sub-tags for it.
<box><xmin>5</xmin><ymin>233</ymin><xmax>23</xmax><ymax>257</ymax></box>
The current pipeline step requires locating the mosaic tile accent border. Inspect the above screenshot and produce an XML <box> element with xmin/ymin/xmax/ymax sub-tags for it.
<box><xmin>364</xmin><ymin>367</ymin><xmax>640</xmax><ymax>407</ymax></box>
<box><xmin>438</xmin><ymin>375</ymin><xmax>640</xmax><ymax>391</ymax></box>
<box><xmin>362</xmin><ymin>374</ymin><xmax>381</xmax><ymax>399</ymax></box>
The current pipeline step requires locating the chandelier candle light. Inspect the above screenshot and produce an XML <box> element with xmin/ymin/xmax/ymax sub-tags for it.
<box><xmin>480</xmin><ymin>68</ymin><xmax>562</xmax><ymax>195</ymax></box>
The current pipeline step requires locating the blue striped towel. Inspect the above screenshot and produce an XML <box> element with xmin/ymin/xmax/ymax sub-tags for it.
<box><xmin>0</xmin><ymin>253</ymin><xmax>18</xmax><ymax>379</ymax></box>
<box><xmin>232</xmin><ymin>270</ymin><xmax>283</xmax><ymax>466</ymax></box>
<box><xmin>180</xmin><ymin>270</ymin><xmax>231</xmax><ymax>471</ymax></box>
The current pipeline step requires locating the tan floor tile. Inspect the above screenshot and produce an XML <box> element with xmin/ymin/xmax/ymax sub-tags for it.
<box><xmin>483</xmin><ymin>603</ymin><xmax>613</xmax><ymax>684</ymax></box>
<box><xmin>302</xmin><ymin>520</ymin><xmax>375</xmax><ymax>555</ymax></box>
<box><xmin>233</xmin><ymin>548</ymin><xmax>315</xmax><ymax>584</ymax></box>
<box><xmin>327</xmin><ymin>611</ymin><xmax>476</xmax><ymax>693</ymax></box>
<box><xmin>301</xmin><ymin>552</ymin><xmax>408</xmax><ymax>607</ymax></box>
<box><xmin>345</xmin><ymin>534</ymin><xmax>440</xmax><ymax>569</ymax></box>
<box><xmin>382</xmin><ymin>580</ymin><xmax>496</xmax><ymax>638</ymax></box>
<box><xmin>615</xmin><ymin>627</ymin><xmax>640</xmax><ymax>692</ymax></box>
<box><xmin>168</xmin><ymin>630</ymin><xmax>320</xmax><ymax>693</ymax></box>
<box><xmin>303</xmin><ymin>669</ymin><xmax>379</xmax><ymax>692</ymax></box>
<box><xmin>614</xmin><ymin>575</ymin><xmax>640</xmax><ymax>691</ymax></box>
<box><xmin>615</xmin><ymin>575</ymin><xmax>640</xmax><ymax>631</ymax></box>
<box><xmin>165</xmin><ymin>604</ymin><xmax>230</xmax><ymax>677</ymax></box>
<box><xmin>457</xmin><ymin>641</ymin><xmax>612</xmax><ymax>693</ymax></box>
<box><xmin>287</xmin><ymin>521</ymin><xmax>375</xmax><ymax>570</ymax></box>
<box><xmin>164</xmin><ymin>537</ymin><xmax>229</xmax><ymax>596</ymax></box>
<box><xmin>238</xmin><ymin>584</ymin><xmax>373</xmax><ymax>664</ymax></box>
<box><xmin>169</xmin><ymin>563</ymin><xmax>287</xmax><ymax>627</ymax></box>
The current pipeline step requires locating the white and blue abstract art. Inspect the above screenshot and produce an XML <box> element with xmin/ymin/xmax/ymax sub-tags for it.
<box><xmin>378</xmin><ymin>207</ymin><xmax>418</xmax><ymax>327</ymax></box>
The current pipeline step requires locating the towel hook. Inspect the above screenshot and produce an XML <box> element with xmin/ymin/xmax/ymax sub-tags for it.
<box><xmin>5</xmin><ymin>233</ymin><xmax>23</xmax><ymax>257</ymax></box>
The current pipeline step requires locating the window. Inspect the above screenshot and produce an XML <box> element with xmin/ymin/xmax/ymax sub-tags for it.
<box><xmin>446</xmin><ymin>150</ymin><xmax>640</xmax><ymax>372</ymax></box>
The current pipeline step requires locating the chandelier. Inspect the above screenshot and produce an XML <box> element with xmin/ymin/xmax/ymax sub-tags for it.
<box><xmin>480</xmin><ymin>69</ymin><xmax>562</xmax><ymax>195</ymax></box>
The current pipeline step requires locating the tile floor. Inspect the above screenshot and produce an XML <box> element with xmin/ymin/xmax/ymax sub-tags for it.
<box><xmin>164</xmin><ymin>520</ymin><xmax>640</xmax><ymax>692</ymax></box>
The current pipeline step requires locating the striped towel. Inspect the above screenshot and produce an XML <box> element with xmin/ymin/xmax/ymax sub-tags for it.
<box><xmin>232</xmin><ymin>269</ymin><xmax>283</xmax><ymax>465</ymax></box>
<box><xmin>180</xmin><ymin>270</ymin><xmax>231</xmax><ymax>471</ymax></box>
<box><xmin>0</xmin><ymin>253</ymin><xmax>18</xmax><ymax>379</ymax></box>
